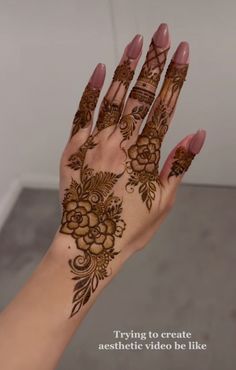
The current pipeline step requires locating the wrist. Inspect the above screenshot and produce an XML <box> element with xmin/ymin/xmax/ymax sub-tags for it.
<box><xmin>50</xmin><ymin>228</ymin><xmax>133</xmax><ymax>267</ymax></box>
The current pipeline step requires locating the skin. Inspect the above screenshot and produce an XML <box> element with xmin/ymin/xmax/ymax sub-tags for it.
<box><xmin>0</xmin><ymin>23</ymin><xmax>206</xmax><ymax>370</ymax></box>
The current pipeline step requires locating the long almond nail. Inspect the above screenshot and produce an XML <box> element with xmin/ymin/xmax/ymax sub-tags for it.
<box><xmin>189</xmin><ymin>129</ymin><xmax>206</xmax><ymax>154</ymax></box>
<box><xmin>89</xmin><ymin>63</ymin><xmax>106</xmax><ymax>89</ymax></box>
<box><xmin>172</xmin><ymin>41</ymin><xmax>190</xmax><ymax>64</ymax></box>
<box><xmin>152</xmin><ymin>23</ymin><xmax>170</xmax><ymax>48</ymax></box>
<box><xmin>127</xmin><ymin>34</ymin><xmax>143</xmax><ymax>59</ymax></box>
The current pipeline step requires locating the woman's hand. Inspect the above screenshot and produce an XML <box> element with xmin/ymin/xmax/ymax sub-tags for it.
<box><xmin>0</xmin><ymin>23</ymin><xmax>206</xmax><ymax>370</ymax></box>
<box><xmin>58</xmin><ymin>23</ymin><xmax>206</xmax><ymax>317</ymax></box>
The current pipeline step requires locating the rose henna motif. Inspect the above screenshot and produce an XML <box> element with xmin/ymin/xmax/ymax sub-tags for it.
<box><xmin>125</xmin><ymin>62</ymin><xmax>188</xmax><ymax>211</ymax></box>
<box><xmin>60</xmin><ymin>171</ymin><xmax>126</xmax><ymax>317</ymax></box>
<box><xmin>125</xmin><ymin>100</ymin><xmax>169</xmax><ymax>211</ymax></box>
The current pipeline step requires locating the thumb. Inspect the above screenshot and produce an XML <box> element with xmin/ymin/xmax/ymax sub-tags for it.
<box><xmin>160</xmin><ymin>129</ymin><xmax>206</xmax><ymax>193</ymax></box>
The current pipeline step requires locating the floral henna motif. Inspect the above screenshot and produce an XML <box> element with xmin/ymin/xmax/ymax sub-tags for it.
<box><xmin>125</xmin><ymin>61</ymin><xmax>188</xmax><ymax>211</ymax></box>
<box><xmin>113</xmin><ymin>60</ymin><xmax>135</xmax><ymax>87</ymax></box>
<box><xmin>60</xmin><ymin>169</ymin><xmax>126</xmax><ymax>317</ymax></box>
<box><xmin>62</xmin><ymin>53</ymin><xmax>189</xmax><ymax>316</ymax></box>
<box><xmin>96</xmin><ymin>60</ymin><xmax>134</xmax><ymax>131</ymax></box>
<box><xmin>168</xmin><ymin>146</ymin><xmax>195</xmax><ymax>178</ymax></box>
<box><xmin>119</xmin><ymin>105</ymin><xmax>149</xmax><ymax>140</ymax></box>
<box><xmin>71</xmin><ymin>84</ymin><xmax>100</xmax><ymax>137</ymax></box>
<box><xmin>125</xmin><ymin>101</ymin><xmax>169</xmax><ymax>211</ymax></box>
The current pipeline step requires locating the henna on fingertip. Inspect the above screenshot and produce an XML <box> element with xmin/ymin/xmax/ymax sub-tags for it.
<box><xmin>70</xmin><ymin>63</ymin><xmax>105</xmax><ymax>137</ymax></box>
<box><xmin>168</xmin><ymin>130</ymin><xmax>206</xmax><ymax>179</ymax></box>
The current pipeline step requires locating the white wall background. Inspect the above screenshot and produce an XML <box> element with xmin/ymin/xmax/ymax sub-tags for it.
<box><xmin>0</xmin><ymin>0</ymin><xmax>235</xmax><ymax>224</ymax></box>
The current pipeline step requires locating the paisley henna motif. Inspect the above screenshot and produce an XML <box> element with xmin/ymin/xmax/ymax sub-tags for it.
<box><xmin>168</xmin><ymin>146</ymin><xmax>195</xmax><ymax>178</ymax></box>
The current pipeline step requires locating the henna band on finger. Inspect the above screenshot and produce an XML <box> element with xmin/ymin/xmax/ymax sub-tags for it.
<box><xmin>130</xmin><ymin>86</ymin><xmax>155</xmax><ymax>105</ymax></box>
<box><xmin>96</xmin><ymin>60</ymin><xmax>134</xmax><ymax>132</ymax></box>
<box><xmin>119</xmin><ymin>41</ymin><xmax>169</xmax><ymax>142</ymax></box>
<box><xmin>129</xmin><ymin>41</ymin><xmax>170</xmax><ymax>105</ymax></box>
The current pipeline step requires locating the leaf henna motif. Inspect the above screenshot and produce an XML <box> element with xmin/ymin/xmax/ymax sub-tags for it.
<box><xmin>60</xmin><ymin>171</ymin><xmax>126</xmax><ymax>317</ymax></box>
<box><xmin>119</xmin><ymin>105</ymin><xmax>149</xmax><ymax>140</ymax></box>
<box><xmin>69</xmin><ymin>246</ymin><xmax>119</xmax><ymax>317</ymax></box>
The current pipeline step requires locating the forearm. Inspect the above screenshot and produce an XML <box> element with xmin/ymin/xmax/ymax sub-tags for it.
<box><xmin>0</xmin><ymin>231</ymin><xmax>130</xmax><ymax>370</ymax></box>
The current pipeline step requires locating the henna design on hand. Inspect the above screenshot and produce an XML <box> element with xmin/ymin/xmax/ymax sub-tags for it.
<box><xmin>62</xmin><ymin>48</ymin><xmax>189</xmax><ymax>316</ymax></box>
<box><xmin>162</xmin><ymin>61</ymin><xmax>188</xmax><ymax>116</ymax></box>
<box><xmin>96</xmin><ymin>60</ymin><xmax>134</xmax><ymax>131</ymax></box>
<box><xmin>71</xmin><ymin>85</ymin><xmax>100</xmax><ymax>137</ymax></box>
<box><xmin>119</xmin><ymin>41</ymin><xmax>169</xmax><ymax>142</ymax></box>
<box><xmin>168</xmin><ymin>146</ymin><xmax>195</xmax><ymax>178</ymax></box>
<box><xmin>60</xmin><ymin>170</ymin><xmax>126</xmax><ymax>317</ymax></box>
<box><xmin>125</xmin><ymin>62</ymin><xmax>188</xmax><ymax>211</ymax></box>
<box><xmin>132</xmin><ymin>40</ymin><xmax>169</xmax><ymax>91</ymax></box>
<box><xmin>119</xmin><ymin>105</ymin><xmax>149</xmax><ymax>140</ymax></box>
<box><xmin>125</xmin><ymin>101</ymin><xmax>169</xmax><ymax>211</ymax></box>
<box><xmin>68</xmin><ymin>136</ymin><xmax>97</xmax><ymax>170</ymax></box>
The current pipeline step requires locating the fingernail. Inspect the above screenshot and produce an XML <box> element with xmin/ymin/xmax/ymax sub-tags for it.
<box><xmin>89</xmin><ymin>63</ymin><xmax>106</xmax><ymax>89</ymax></box>
<box><xmin>152</xmin><ymin>23</ymin><xmax>170</xmax><ymax>48</ymax></box>
<box><xmin>127</xmin><ymin>34</ymin><xmax>143</xmax><ymax>59</ymax></box>
<box><xmin>172</xmin><ymin>41</ymin><xmax>190</xmax><ymax>64</ymax></box>
<box><xmin>189</xmin><ymin>129</ymin><xmax>206</xmax><ymax>154</ymax></box>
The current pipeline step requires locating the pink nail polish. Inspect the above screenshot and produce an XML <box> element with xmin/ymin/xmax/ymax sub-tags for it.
<box><xmin>127</xmin><ymin>34</ymin><xmax>143</xmax><ymax>59</ymax></box>
<box><xmin>172</xmin><ymin>41</ymin><xmax>190</xmax><ymax>64</ymax></box>
<box><xmin>89</xmin><ymin>63</ymin><xmax>106</xmax><ymax>89</ymax></box>
<box><xmin>189</xmin><ymin>129</ymin><xmax>206</xmax><ymax>154</ymax></box>
<box><xmin>152</xmin><ymin>23</ymin><xmax>170</xmax><ymax>48</ymax></box>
